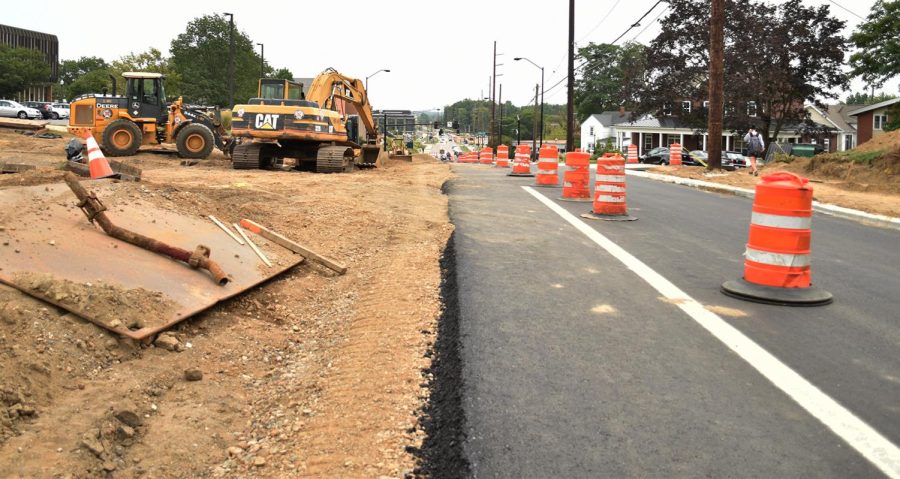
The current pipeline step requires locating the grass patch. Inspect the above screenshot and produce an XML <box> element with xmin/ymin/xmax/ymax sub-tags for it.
<box><xmin>845</xmin><ymin>149</ymin><xmax>884</xmax><ymax>165</ymax></box>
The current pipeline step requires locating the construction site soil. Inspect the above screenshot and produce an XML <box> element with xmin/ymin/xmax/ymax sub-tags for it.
<box><xmin>0</xmin><ymin>129</ymin><xmax>454</xmax><ymax>478</ymax></box>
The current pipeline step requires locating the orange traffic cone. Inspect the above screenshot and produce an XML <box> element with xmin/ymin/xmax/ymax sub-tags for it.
<box><xmin>508</xmin><ymin>144</ymin><xmax>533</xmax><ymax>177</ymax></box>
<box><xmin>534</xmin><ymin>144</ymin><xmax>560</xmax><ymax>187</ymax></box>
<box><xmin>626</xmin><ymin>144</ymin><xmax>639</xmax><ymax>164</ymax></box>
<box><xmin>495</xmin><ymin>145</ymin><xmax>510</xmax><ymax>168</ymax></box>
<box><xmin>83</xmin><ymin>133</ymin><xmax>115</xmax><ymax>179</ymax></box>
<box><xmin>582</xmin><ymin>153</ymin><xmax>636</xmax><ymax>221</ymax></box>
<box><xmin>722</xmin><ymin>172</ymin><xmax>832</xmax><ymax>306</ymax></box>
<box><xmin>559</xmin><ymin>151</ymin><xmax>591</xmax><ymax>201</ymax></box>
<box><xmin>669</xmin><ymin>143</ymin><xmax>683</xmax><ymax>166</ymax></box>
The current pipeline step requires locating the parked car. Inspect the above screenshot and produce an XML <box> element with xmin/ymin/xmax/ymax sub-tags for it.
<box><xmin>50</xmin><ymin>103</ymin><xmax>70</xmax><ymax>119</ymax></box>
<box><xmin>0</xmin><ymin>100</ymin><xmax>42</xmax><ymax>119</ymax></box>
<box><xmin>639</xmin><ymin>146</ymin><xmax>701</xmax><ymax>166</ymax></box>
<box><xmin>22</xmin><ymin>101</ymin><xmax>54</xmax><ymax>119</ymax></box>
<box><xmin>724</xmin><ymin>151</ymin><xmax>748</xmax><ymax>168</ymax></box>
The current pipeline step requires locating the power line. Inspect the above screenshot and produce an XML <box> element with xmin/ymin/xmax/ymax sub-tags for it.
<box><xmin>630</xmin><ymin>7</ymin><xmax>668</xmax><ymax>42</ymax></box>
<box><xmin>824</xmin><ymin>0</ymin><xmax>864</xmax><ymax>19</ymax></box>
<box><xmin>577</xmin><ymin>0</ymin><xmax>623</xmax><ymax>43</ymax></box>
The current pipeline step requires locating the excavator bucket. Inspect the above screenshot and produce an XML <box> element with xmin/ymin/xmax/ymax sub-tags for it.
<box><xmin>359</xmin><ymin>145</ymin><xmax>382</xmax><ymax>168</ymax></box>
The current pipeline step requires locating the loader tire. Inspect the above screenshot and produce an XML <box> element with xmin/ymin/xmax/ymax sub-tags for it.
<box><xmin>176</xmin><ymin>123</ymin><xmax>215</xmax><ymax>159</ymax></box>
<box><xmin>102</xmin><ymin>119</ymin><xmax>142</xmax><ymax>157</ymax></box>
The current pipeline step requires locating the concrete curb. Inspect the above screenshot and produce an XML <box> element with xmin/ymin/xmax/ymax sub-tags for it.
<box><xmin>626</xmin><ymin>170</ymin><xmax>900</xmax><ymax>231</ymax></box>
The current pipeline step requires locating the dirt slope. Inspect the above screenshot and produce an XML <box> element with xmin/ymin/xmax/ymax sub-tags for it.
<box><xmin>0</xmin><ymin>135</ymin><xmax>452</xmax><ymax>479</ymax></box>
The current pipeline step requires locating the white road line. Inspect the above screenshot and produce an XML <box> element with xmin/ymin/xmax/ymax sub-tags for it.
<box><xmin>522</xmin><ymin>185</ymin><xmax>900</xmax><ymax>478</ymax></box>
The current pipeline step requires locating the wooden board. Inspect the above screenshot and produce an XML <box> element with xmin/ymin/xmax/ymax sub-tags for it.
<box><xmin>0</xmin><ymin>118</ymin><xmax>49</xmax><ymax>130</ymax></box>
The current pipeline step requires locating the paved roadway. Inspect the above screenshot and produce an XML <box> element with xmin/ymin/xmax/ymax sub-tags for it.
<box><xmin>447</xmin><ymin>163</ymin><xmax>899</xmax><ymax>478</ymax></box>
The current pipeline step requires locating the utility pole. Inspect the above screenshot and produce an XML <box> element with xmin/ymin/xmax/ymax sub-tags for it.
<box><xmin>533</xmin><ymin>84</ymin><xmax>539</xmax><ymax>155</ymax></box>
<box><xmin>516</xmin><ymin>115</ymin><xmax>521</xmax><ymax>145</ymax></box>
<box><xmin>257</xmin><ymin>43</ymin><xmax>264</xmax><ymax>79</ymax></box>
<box><xmin>707</xmin><ymin>0</ymin><xmax>725</xmax><ymax>170</ymax></box>
<box><xmin>566</xmin><ymin>0</ymin><xmax>575</xmax><ymax>152</ymax></box>
<box><xmin>498</xmin><ymin>84</ymin><xmax>503</xmax><ymax>146</ymax></box>
<box><xmin>491</xmin><ymin>41</ymin><xmax>497</xmax><ymax>148</ymax></box>
<box><xmin>224</xmin><ymin>12</ymin><xmax>235</xmax><ymax>108</ymax></box>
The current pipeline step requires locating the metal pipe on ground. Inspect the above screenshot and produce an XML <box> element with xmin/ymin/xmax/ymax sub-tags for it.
<box><xmin>62</xmin><ymin>172</ymin><xmax>229</xmax><ymax>285</ymax></box>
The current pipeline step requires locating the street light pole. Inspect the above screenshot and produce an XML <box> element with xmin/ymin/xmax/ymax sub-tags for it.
<box><xmin>365</xmin><ymin>68</ymin><xmax>391</xmax><ymax>91</ymax></box>
<box><xmin>224</xmin><ymin>12</ymin><xmax>234</xmax><ymax>107</ymax></box>
<box><xmin>514</xmin><ymin>57</ymin><xmax>545</xmax><ymax>148</ymax></box>
<box><xmin>257</xmin><ymin>43</ymin><xmax>264</xmax><ymax>79</ymax></box>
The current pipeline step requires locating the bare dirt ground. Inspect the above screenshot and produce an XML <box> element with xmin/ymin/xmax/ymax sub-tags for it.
<box><xmin>0</xmin><ymin>128</ymin><xmax>453</xmax><ymax>478</ymax></box>
<box><xmin>650</xmin><ymin>135</ymin><xmax>900</xmax><ymax>218</ymax></box>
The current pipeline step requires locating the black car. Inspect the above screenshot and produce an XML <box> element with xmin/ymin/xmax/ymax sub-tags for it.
<box><xmin>22</xmin><ymin>101</ymin><xmax>54</xmax><ymax>119</ymax></box>
<box><xmin>639</xmin><ymin>146</ymin><xmax>701</xmax><ymax>166</ymax></box>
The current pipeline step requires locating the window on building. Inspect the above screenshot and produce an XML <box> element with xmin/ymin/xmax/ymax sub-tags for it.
<box><xmin>667</xmin><ymin>136</ymin><xmax>678</xmax><ymax>146</ymax></box>
<box><xmin>682</xmin><ymin>101</ymin><xmax>691</xmax><ymax>114</ymax></box>
<box><xmin>874</xmin><ymin>114</ymin><xmax>887</xmax><ymax>130</ymax></box>
<box><xmin>734</xmin><ymin>139</ymin><xmax>745</xmax><ymax>152</ymax></box>
<box><xmin>662</xmin><ymin>104</ymin><xmax>672</xmax><ymax>116</ymax></box>
<box><xmin>747</xmin><ymin>101</ymin><xmax>758</xmax><ymax>117</ymax></box>
<box><xmin>643</xmin><ymin>134</ymin><xmax>652</xmax><ymax>150</ymax></box>
<box><xmin>725</xmin><ymin>103</ymin><xmax>735</xmax><ymax>115</ymax></box>
<box><xmin>702</xmin><ymin>101</ymin><xmax>709</xmax><ymax>109</ymax></box>
<box><xmin>589</xmin><ymin>126</ymin><xmax>594</xmax><ymax>136</ymax></box>
<box><xmin>844</xmin><ymin>134</ymin><xmax>853</xmax><ymax>150</ymax></box>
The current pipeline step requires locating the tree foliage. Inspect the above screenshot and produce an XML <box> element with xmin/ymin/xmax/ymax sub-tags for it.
<box><xmin>636</xmin><ymin>0</ymin><xmax>848</xmax><ymax>146</ymax></box>
<box><xmin>58</xmin><ymin>56</ymin><xmax>109</xmax><ymax>100</ymax></box>
<box><xmin>849</xmin><ymin>0</ymin><xmax>900</xmax><ymax>89</ymax></box>
<box><xmin>575</xmin><ymin>42</ymin><xmax>646</xmax><ymax>122</ymax></box>
<box><xmin>110</xmin><ymin>48</ymin><xmax>182</xmax><ymax>98</ymax></box>
<box><xmin>0</xmin><ymin>45</ymin><xmax>51</xmax><ymax>98</ymax></box>
<box><xmin>271</xmin><ymin>68</ymin><xmax>294</xmax><ymax>81</ymax></box>
<box><xmin>170</xmin><ymin>14</ymin><xmax>263</xmax><ymax>106</ymax></box>
<box><xmin>844</xmin><ymin>91</ymin><xmax>898</xmax><ymax>105</ymax></box>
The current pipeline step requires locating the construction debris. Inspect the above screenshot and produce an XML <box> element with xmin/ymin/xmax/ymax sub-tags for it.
<box><xmin>240</xmin><ymin>219</ymin><xmax>348</xmax><ymax>275</ymax></box>
<box><xmin>0</xmin><ymin>163</ymin><xmax>36</xmax><ymax>174</ymax></box>
<box><xmin>209</xmin><ymin>215</ymin><xmax>244</xmax><ymax>245</ymax></box>
<box><xmin>0</xmin><ymin>118</ymin><xmax>48</xmax><ymax>130</ymax></box>
<box><xmin>234</xmin><ymin>222</ymin><xmax>272</xmax><ymax>267</ymax></box>
<box><xmin>64</xmin><ymin>172</ymin><xmax>230</xmax><ymax>285</ymax></box>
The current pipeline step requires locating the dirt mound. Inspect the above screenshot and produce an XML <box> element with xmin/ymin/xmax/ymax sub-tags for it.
<box><xmin>855</xmin><ymin>128</ymin><xmax>900</xmax><ymax>153</ymax></box>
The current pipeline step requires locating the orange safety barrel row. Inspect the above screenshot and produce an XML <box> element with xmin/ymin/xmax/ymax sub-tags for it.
<box><xmin>626</xmin><ymin>144</ymin><xmax>639</xmax><ymax>164</ymax></box>
<box><xmin>592</xmin><ymin>154</ymin><xmax>628</xmax><ymax>215</ymax></box>
<box><xmin>561</xmin><ymin>151</ymin><xmax>590</xmax><ymax>200</ymax></box>
<box><xmin>535</xmin><ymin>144</ymin><xmax>559</xmax><ymax>186</ymax></box>
<box><xmin>479</xmin><ymin>147</ymin><xmax>493</xmax><ymax>165</ymax></box>
<box><xmin>669</xmin><ymin>143</ymin><xmax>682</xmax><ymax>166</ymax></box>
<box><xmin>496</xmin><ymin>145</ymin><xmax>510</xmax><ymax>168</ymax></box>
<box><xmin>743</xmin><ymin>172</ymin><xmax>813</xmax><ymax>288</ymax></box>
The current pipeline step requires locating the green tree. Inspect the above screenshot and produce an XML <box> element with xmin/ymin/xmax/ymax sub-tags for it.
<box><xmin>575</xmin><ymin>41</ymin><xmax>646</xmax><ymax>121</ymax></box>
<box><xmin>0</xmin><ymin>45</ymin><xmax>51</xmax><ymax>98</ymax></box>
<box><xmin>844</xmin><ymin>91</ymin><xmax>898</xmax><ymax>105</ymax></box>
<box><xmin>270</xmin><ymin>67</ymin><xmax>294</xmax><ymax>80</ymax></box>
<box><xmin>170</xmin><ymin>14</ymin><xmax>264</xmax><ymax>106</ymax></box>
<box><xmin>637</xmin><ymin>0</ymin><xmax>847</xmax><ymax>149</ymax></box>
<box><xmin>110</xmin><ymin>48</ymin><xmax>182</xmax><ymax>98</ymax></box>
<box><xmin>849</xmin><ymin>0</ymin><xmax>900</xmax><ymax>89</ymax></box>
<box><xmin>67</xmin><ymin>69</ymin><xmax>114</xmax><ymax>98</ymax></box>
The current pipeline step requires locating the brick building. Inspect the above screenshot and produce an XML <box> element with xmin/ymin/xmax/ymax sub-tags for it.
<box><xmin>0</xmin><ymin>24</ymin><xmax>59</xmax><ymax>101</ymax></box>
<box><xmin>849</xmin><ymin>98</ymin><xmax>898</xmax><ymax>146</ymax></box>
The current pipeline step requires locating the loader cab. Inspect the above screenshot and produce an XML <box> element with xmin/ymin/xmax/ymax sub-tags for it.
<box><xmin>123</xmin><ymin>72</ymin><xmax>167</xmax><ymax>123</ymax></box>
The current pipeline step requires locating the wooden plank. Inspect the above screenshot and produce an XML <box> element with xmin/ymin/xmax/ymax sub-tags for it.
<box><xmin>233</xmin><ymin>223</ymin><xmax>272</xmax><ymax>267</ymax></box>
<box><xmin>208</xmin><ymin>216</ymin><xmax>244</xmax><ymax>245</ymax></box>
<box><xmin>0</xmin><ymin>163</ymin><xmax>37</xmax><ymax>174</ymax></box>
<box><xmin>0</xmin><ymin>118</ymin><xmax>49</xmax><ymax>130</ymax></box>
<box><xmin>239</xmin><ymin>219</ymin><xmax>347</xmax><ymax>275</ymax></box>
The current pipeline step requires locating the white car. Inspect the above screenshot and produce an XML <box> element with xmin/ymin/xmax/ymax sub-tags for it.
<box><xmin>0</xmin><ymin>100</ymin><xmax>41</xmax><ymax>119</ymax></box>
<box><xmin>50</xmin><ymin>103</ymin><xmax>70</xmax><ymax>119</ymax></box>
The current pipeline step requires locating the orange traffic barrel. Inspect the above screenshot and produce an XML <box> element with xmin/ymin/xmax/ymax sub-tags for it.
<box><xmin>560</xmin><ymin>151</ymin><xmax>591</xmax><ymax>201</ymax></box>
<box><xmin>534</xmin><ymin>144</ymin><xmax>559</xmax><ymax>187</ymax></box>
<box><xmin>626</xmin><ymin>144</ymin><xmax>639</xmax><ymax>164</ymax></box>
<box><xmin>84</xmin><ymin>133</ymin><xmax>115</xmax><ymax>179</ymax></box>
<box><xmin>669</xmin><ymin>143</ymin><xmax>683</xmax><ymax>166</ymax></box>
<box><xmin>508</xmin><ymin>145</ymin><xmax>533</xmax><ymax>177</ymax></box>
<box><xmin>582</xmin><ymin>153</ymin><xmax>636</xmax><ymax>221</ymax></box>
<box><xmin>479</xmin><ymin>147</ymin><xmax>493</xmax><ymax>165</ymax></box>
<box><xmin>722</xmin><ymin>172</ymin><xmax>832</xmax><ymax>306</ymax></box>
<box><xmin>496</xmin><ymin>145</ymin><xmax>510</xmax><ymax>168</ymax></box>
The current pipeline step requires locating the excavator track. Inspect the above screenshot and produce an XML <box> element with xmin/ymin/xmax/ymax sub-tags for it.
<box><xmin>316</xmin><ymin>146</ymin><xmax>353</xmax><ymax>173</ymax></box>
<box><xmin>232</xmin><ymin>143</ymin><xmax>262</xmax><ymax>170</ymax></box>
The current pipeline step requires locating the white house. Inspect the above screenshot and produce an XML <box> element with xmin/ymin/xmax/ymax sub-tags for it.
<box><xmin>579</xmin><ymin>110</ymin><xmax>632</xmax><ymax>152</ymax></box>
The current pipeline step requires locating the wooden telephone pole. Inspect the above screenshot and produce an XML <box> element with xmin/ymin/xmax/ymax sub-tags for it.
<box><xmin>566</xmin><ymin>0</ymin><xmax>575</xmax><ymax>152</ymax></box>
<box><xmin>707</xmin><ymin>0</ymin><xmax>725</xmax><ymax>170</ymax></box>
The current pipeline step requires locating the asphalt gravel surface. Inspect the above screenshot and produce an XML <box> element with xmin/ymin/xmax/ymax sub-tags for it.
<box><xmin>446</xmin><ymin>163</ymin><xmax>898</xmax><ymax>478</ymax></box>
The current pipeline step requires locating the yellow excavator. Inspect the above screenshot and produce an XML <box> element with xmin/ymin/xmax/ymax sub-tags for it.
<box><xmin>230</xmin><ymin>68</ymin><xmax>381</xmax><ymax>172</ymax></box>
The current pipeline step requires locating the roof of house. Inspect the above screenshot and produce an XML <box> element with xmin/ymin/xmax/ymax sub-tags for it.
<box><xmin>617</xmin><ymin>116</ymin><xmax>689</xmax><ymax>129</ymax></box>
<box><xmin>848</xmin><ymin>97</ymin><xmax>900</xmax><ymax>116</ymax></box>
<box><xmin>827</xmin><ymin>104</ymin><xmax>863</xmax><ymax>131</ymax></box>
<box><xmin>586</xmin><ymin>111</ymin><xmax>633</xmax><ymax>126</ymax></box>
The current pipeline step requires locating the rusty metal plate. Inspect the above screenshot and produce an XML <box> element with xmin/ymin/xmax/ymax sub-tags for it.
<box><xmin>0</xmin><ymin>181</ymin><xmax>303</xmax><ymax>339</ymax></box>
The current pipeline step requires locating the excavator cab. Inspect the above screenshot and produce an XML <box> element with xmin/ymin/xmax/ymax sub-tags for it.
<box><xmin>258</xmin><ymin>79</ymin><xmax>305</xmax><ymax>102</ymax></box>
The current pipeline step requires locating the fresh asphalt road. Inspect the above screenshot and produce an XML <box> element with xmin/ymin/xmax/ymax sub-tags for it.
<box><xmin>447</xmin><ymin>163</ymin><xmax>899</xmax><ymax>478</ymax></box>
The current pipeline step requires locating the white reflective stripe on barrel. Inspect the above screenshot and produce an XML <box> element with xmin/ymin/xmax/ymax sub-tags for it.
<box><xmin>751</xmin><ymin>212</ymin><xmax>812</xmax><ymax>230</ymax></box>
<box><xmin>597</xmin><ymin>163</ymin><xmax>624</xmax><ymax>171</ymax></box>
<box><xmin>597</xmin><ymin>184</ymin><xmax>626</xmax><ymax>193</ymax></box>
<box><xmin>597</xmin><ymin>175</ymin><xmax>626</xmax><ymax>182</ymax></box>
<box><xmin>744</xmin><ymin>247</ymin><xmax>810</xmax><ymax>267</ymax></box>
<box><xmin>597</xmin><ymin>195</ymin><xmax>626</xmax><ymax>203</ymax></box>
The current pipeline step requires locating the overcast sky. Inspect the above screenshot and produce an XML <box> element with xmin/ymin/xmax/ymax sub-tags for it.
<box><xmin>6</xmin><ymin>0</ymin><xmax>897</xmax><ymax>110</ymax></box>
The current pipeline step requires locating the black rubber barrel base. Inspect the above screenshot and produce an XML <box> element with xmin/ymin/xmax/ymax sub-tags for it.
<box><xmin>581</xmin><ymin>212</ymin><xmax>638</xmax><ymax>221</ymax></box>
<box><xmin>721</xmin><ymin>278</ymin><xmax>833</xmax><ymax>306</ymax></box>
<box><xmin>507</xmin><ymin>173</ymin><xmax>535</xmax><ymax>177</ymax></box>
